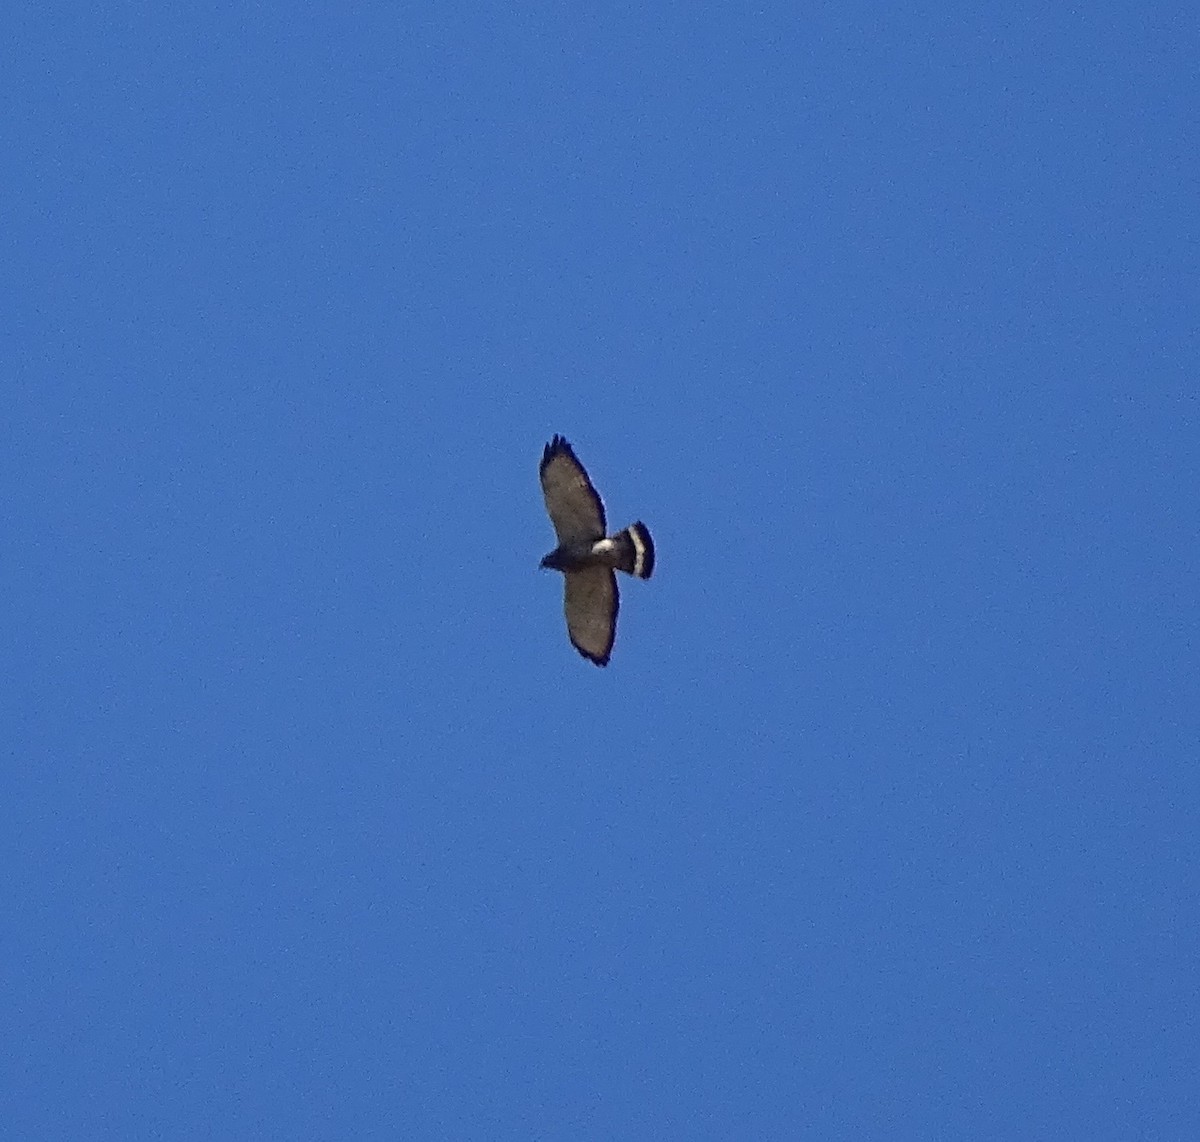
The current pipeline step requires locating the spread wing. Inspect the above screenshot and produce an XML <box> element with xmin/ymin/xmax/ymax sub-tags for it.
<box><xmin>540</xmin><ymin>435</ymin><xmax>606</xmax><ymax>543</ymax></box>
<box><xmin>563</xmin><ymin>566</ymin><xmax>618</xmax><ymax>666</ymax></box>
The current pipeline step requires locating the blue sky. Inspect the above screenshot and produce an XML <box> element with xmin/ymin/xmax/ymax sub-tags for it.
<box><xmin>4</xmin><ymin>4</ymin><xmax>1197</xmax><ymax>1138</ymax></box>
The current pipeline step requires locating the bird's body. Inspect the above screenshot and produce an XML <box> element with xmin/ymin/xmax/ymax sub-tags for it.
<box><xmin>541</xmin><ymin>532</ymin><xmax>653</xmax><ymax>576</ymax></box>
<box><xmin>540</xmin><ymin>540</ymin><xmax>603</xmax><ymax>573</ymax></box>
<box><xmin>538</xmin><ymin>435</ymin><xmax>654</xmax><ymax>666</ymax></box>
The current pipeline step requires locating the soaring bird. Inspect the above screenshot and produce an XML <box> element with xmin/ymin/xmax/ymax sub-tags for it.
<box><xmin>539</xmin><ymin>435</ymin><xmax>654</xmax><ymax>666</ymax></box>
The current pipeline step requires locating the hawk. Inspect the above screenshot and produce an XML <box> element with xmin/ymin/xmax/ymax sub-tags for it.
<box><xmin>539</xmin><ymin>435</ymin><xmax>655</xmax><ymax>666</ymax></box>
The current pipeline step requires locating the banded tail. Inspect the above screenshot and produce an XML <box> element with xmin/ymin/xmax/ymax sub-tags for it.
<box><xmin>613</xmin><ymin>521</ymin><xmax>655</xmax><ymax>579</ymax></box>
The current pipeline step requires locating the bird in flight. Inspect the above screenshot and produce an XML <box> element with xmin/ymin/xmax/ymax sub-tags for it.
<box><xmin>539</xmin><ymin>435</ymin><xmax>654</xmax><ymax>666</ymax></box>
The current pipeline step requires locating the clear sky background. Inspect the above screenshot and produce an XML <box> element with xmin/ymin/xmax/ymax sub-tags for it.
<box><xmin>4</xmin><ymin>4</ymin><xmax>1197</xmax><ymax>1139</ymax></box>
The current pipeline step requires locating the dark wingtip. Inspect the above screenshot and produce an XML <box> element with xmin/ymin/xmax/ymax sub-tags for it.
<box><xmin>541</xmin><ymin>433</ymin><xmax>574</xmax><ymax>474</ymax></box>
